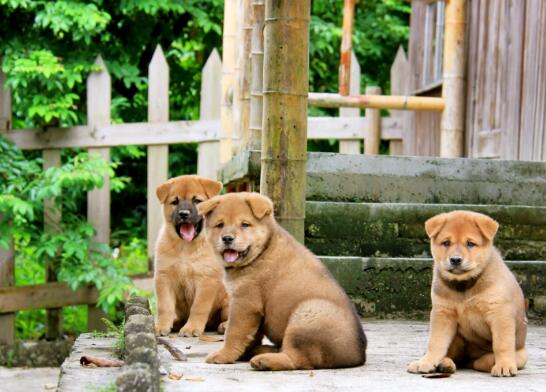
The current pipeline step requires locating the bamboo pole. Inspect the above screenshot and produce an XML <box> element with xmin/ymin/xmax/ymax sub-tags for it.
<box><xmin>339</xmin><ymin>0</ymin><xmax>356</xmax><ymax>96</ymax></box>
<box><xmin>260</xmin><ymin>0</ymin><xmax>310</xmax><ymax>243</ymax></box>
<box><xmin>440</xmin><ymin>0</ymin><xmax>466</xmax><ymax>157</ymax></box>
<box><xmin>248</xmin><ymin>0</ymin><xmax>265</xmax><ymax>150</ymax></box>
<box><xmin>308</xmin><ymin>92</ymin><xmax>445</xmax><ymax>111</ymax></box>
<box><xmin>219</xmin><ymin>0</ymin><xmax>236</xmax><ymax>163</ymax></box>
<box><xmin>364</xmin><ymin>86</ymin><xmax>381</xmax><ymax>154</ymax></box>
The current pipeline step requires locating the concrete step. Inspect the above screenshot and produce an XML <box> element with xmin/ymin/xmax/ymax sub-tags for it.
<box><xmin>218</xmin><ymin>151</ymin><xmax>546</xmax><ymax>206</ymax></box>
<box><xmin>306</xmin><ymin>201</ymin><xmax>546</xmax><ymax>260</ymax></box>
<box><xmin>319</xmin><ymin>256</ymin><xmax>546</xmax><ymax>321</ymax></box>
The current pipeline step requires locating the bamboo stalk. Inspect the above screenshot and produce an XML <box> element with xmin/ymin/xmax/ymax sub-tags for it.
<box><xmin>308</xmin><ymin>92</ymin><xmax>445</xmax><ymax>111</ymax></box>
<box><xmin>364</xmin><ymin>86</ymin><xmax>381</xmax><ymax>154</ymax></box>
<box><xmin>220</xmin><ymin>0</ymin><xmax>237</xmax><ymax>163</ymax></box>
<box><xmin>440</xmin><ymin>0</ymin><xmax>466</xmax><ymax>157</ymax></box>
<box><xmin>339</xmin><ymin>0</ymin><xmax>356</xmax><ymax>96</ymax></box>
<box><xmin>248</xmin><ymin>0</ymin><xmax>265</xmax><ymax>151</ymax></box>
<box><xmin>260</xmin><ymin>0</ymin><xmax>310</xmax><ymax>243</ymax></box>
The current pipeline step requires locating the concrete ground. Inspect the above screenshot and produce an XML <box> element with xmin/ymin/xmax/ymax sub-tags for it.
<box><xmin>0</xmin><ymin>366</ymin><xmax>60</xmax><ymax>391</ymax></box>
<box><xmin>48</xmin><ymin>320</ymin><xmax>546</xmax><ymax>391</ymax></box>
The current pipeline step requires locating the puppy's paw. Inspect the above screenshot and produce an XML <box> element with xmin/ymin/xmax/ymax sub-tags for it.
<box><xmin>491</xmin><ymin>360</ymin><xmax>517</xmax><ymax>377</ymax></box>
<box><xmin>179</xmin><ymin>322</ymin><xmax>204</xmax><ymax>337</ymax></box>
<box><xmin>217</xmin><ymin>321</ymin><xmax>228</xmax><ymax>334</ymax></box>
<box><xmin>206</xmin><ymin>349</ymin><xmax>237</xmax><ymax>364</ymax></box>
<box><xmin>154</xmin><ymin>323</ymin><xmax>171</xmax><ymax>336</ymax></box>
<box><xmin>407</xmin><ymin>358</ymin><xmax>437</xmax><ymax>374</ymax></box>
<box><xmin>437</xmin><ymin>357</ymin><xmax>457</xmax><ymax>374</ymax></box>
<box><xmin>250</xmin><ymin>353</ymin><xmax>296</xmax><ymax>371</ymax></box>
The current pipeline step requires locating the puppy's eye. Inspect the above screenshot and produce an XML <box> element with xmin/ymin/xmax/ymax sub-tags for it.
<box><xmin>216</xmin><ymin>222</ymin><xmax>224</xmax><ymax>229</ymax></box>
<box><xmin>467</xmin><ymin>240</ymin><xmax>476</xmax><ymax>248</ymax></box>
<box><xmin>241</xmin><ymin>222</ymin><xmax>250</xmax><ymax>228</ymax></box>
<box><xmin>193</xmin><ymin>197</ymin><xmax>202</xmax><ymax>204</ymax></box>
<box><xmin>170</xmin><ymin>198</ymin><xmax>179</xmax><ymax>206</ymax></box>
<box><xmin>441</xmin><ymin>240</ymin><xmax>451</xmax><ymax>247</ymax></box>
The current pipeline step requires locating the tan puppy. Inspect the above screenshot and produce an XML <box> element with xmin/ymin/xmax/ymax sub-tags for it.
<box><xmin>408</xmin><ymin>210</ymin><xmax>527</xmax><ymax>377</ymax></box>
<box><xmin>198</xmin><ymin>192</ymin><xmax>367</xmax><ymax>370</ymax></box>
<box><xmin>154</xmin><ymin>175</ymin><xmax>229</xmax><ymax>337</ymax></box>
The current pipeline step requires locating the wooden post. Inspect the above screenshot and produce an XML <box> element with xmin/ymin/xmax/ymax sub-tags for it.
<box><xmin>339</xmin><ymin>51</ymin><xmax>361</xmax><ymax>154</ymax></box>
<box><xmin>198</xmin><ymin>49</ymin><xmax>222</xmax><ymax>179</ymax></box>
<box><xmin>339</xmin><ymin>0</ymin><xmax>356</xmax><ymax>96</ymax></box>
<box><xmin>220</xmin><ymin>0</ymin><xmax>237</xmax><ymax>163</ymax></box>
<box><xmin>390</xmin><ymin>46</ymin><xmax>410</xmax><ymax>155</ymax></box>
<box><xmin>0</xmin><ymin>71</ymin><xmax>15</xmax><ymax>345</ymax></box>
<box><xmin>43</xmin><ymin>150</ymin><xmax>63</xmax><ymax>339</ymax></box>
<box><xmin>364</xmin><ymin>86</ymin><xmax>381</xmax><ymax>154</ymax></box>
<box><xmin>248</xmin><ymin>0</ymin><xmax>265</xmax><ymax>151</ymax></box>
<box><xmin>235</xmin><ymin>0</ymin><xmax>252</xmax><ymax>153</ymax></box>
<box><xmin>147</xmin><ymin>46</ymin><xmax>169</xmax><ymax>264</ymax></box>
<box><xmin>440</xmin><ymin>0</ymin><xmax>466</xmax><ymax>157</ymax></box>
<box><xmin>86</xmin><ymin>56</ymin><xmax>110</xmax><ymax>331</ymax></box>
<box><xmin>260</xmin><ymin>0</ymin><xmax>310</xmax><ymax>243</ymax></box>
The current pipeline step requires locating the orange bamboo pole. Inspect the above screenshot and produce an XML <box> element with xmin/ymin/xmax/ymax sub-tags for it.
<box><xmin>440</xmin><ymin>0</ymin><xmax>466</xmax><ymax>157</ymax></box>
<box><xmin>339</xmin><ymin>0</ymin><xmax>356</xmax><ymax>96</ymax></box>
<box><xmin>308</xmin><ymin>92</ymin><xmax>445</xmax><ymax>111</ymax></box>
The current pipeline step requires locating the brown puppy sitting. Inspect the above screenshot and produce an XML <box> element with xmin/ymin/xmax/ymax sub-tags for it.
<box><xmin>154</xmin><ymin>175</ymin><xmax>229</xmax><ymax>337</ymax></box>
<box><xmin>408</xmin><ymin>210</ymin><xmax>527</xmax><ymax>377</ymax></box>
<box><xmin>198</xmin><ymin>192</ymin><xmax>367</xmax><ymax>370</ymax></box>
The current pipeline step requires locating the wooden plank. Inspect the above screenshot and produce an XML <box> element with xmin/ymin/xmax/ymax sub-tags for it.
<box><xmin>476</xmin><ymin>129</ymin><xmax>502</xmax><ymax>158</ymax></box>
<box><xmin>198</xmin><ymin>49</ymin><xmax>222</xmax><ymax>178</ymax></box>
<box><xmin>43</xmin><ymin>149</ymin><xmax>63</xmax><ymax>339</ymax></box>
<box><xmin>339</xmin><ymin>51</ymin><xmax>361</xmax><ymax>154</ymax></box>
<box><xmin>390</xmin><ymin>45</ymin><xmax>410</xmax><ymax>155</ymax></box>
<box><xmin>1</xmin><ymin>120</ymin><xmax>220</xmax><ymax>150</ymax></box>
<box><xmin>364</xmin><ymin>86</ymin><xmax>381</xmax><ymax>154</ymax></box>
<box><xmin>86</xmin><ymin>55</ymin><xmax>110</xmax><ymax>331</ymax></box>
<box><xmin>147</xmin><ymin>45</ymin><xmax>169</xmax><ymax>262</ymax></box>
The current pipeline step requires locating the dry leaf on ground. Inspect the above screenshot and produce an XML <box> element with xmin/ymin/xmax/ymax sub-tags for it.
<box><xmin>185</xmin><ymin>377</ymin><xmax>205</xmax><ymax>382</ymax></box>
<box><xmin>168</xmin><ymin>372</ymin><xmax>183</xmax><ymax>381</ymax></box>
<box><xmin>198</xmin><ymin>335</ymin><xmax>224</xmax><ymax>342</ymax></box>
<box><xmin>80</xmin><ymin>355</ymin><xmax>124</xmax><ymax>367</ymax></box>
<box><xmin>44</xmin><ymin>383</ymin><xmax>57</xmax><ymax>390</ymax></box>
<box><xmin>421</xmin><ymin>373</ymin><xmax>452</xmax><ymax>379</ymax></box>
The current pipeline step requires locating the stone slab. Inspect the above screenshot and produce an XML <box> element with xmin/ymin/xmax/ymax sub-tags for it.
<box><xmin>0</xmin><ymin>366</ymin><xmax>60</xmax><ymax>391</ymax></box>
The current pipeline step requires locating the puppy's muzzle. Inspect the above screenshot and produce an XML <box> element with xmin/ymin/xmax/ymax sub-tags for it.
<box><xmin>222</xmin><ymin>235</ymin><xmax>234</xmax><ymax>246</ymax></box>
<box><xmin>178</xmin><ymin>209</ymin><xmax>191</xmax><ymax>220</ymax></box>
<box><xmin>450</xmin><ymin>256</ymin><xmax>463</xmax><ymax>267</ymax></box>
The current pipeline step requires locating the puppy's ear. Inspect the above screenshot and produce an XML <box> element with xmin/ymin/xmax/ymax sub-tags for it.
<box><xmin>245</xmin><ymin>193</ymin><xmax>274</xmax><ymax>219</ymax></box>
<box><xmin>425</xmin><ymin>213</ymin><xmax>447</xmax><ymax>239</ymax></box>
<box><xmin>198</xmin><ymin>195</ymin><xmax>222</xmax><ymax>216</ymax></box>
<box><xmin>474</xmin><ymin>213</ymin><xmax>499</xmax><ymax>241</ymax></box>
<box><xmin>199</xmin><ymin>177</ymin><xmax>223</xmax><ymax>199</ymax></box>
<box><xmin>156</xmin><ymin>180</ymin><xmax>172</xmax><ymax>203</ymax></box>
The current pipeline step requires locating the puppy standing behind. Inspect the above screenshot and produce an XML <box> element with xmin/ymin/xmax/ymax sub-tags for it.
<box><xmin>154</xmin><ymin>175</ymin><xmax>229</xmax><ymax>337</ymax></box>
<box><xmin>408</xmin><ymin>210</ymin><xmax>527</xmax><ymax>377</ymax></box>
<box><xmin>198</xmin><ymin>192</ymin><xmax>367</xmax><ymax>370</ymax></box>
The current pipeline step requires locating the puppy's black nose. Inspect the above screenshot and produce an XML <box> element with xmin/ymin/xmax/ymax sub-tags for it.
<box><xmin>450</xmin><ymin>256</ymin><xmax>462</xmax><ymax>266</ymax></box>
<box><xmin>222</xmin><ymin>235</ymin><xmax>234</xmax><ymax>245</ymax></box>
<box><xmin>178</xmin><ymin>209</ymin><xmax>190</xmax><ymax>219</ymax></box>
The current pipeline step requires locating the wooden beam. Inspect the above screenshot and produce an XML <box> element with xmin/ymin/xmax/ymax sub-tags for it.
<box><xmin>339</xmin><ymin>51</ymin><xmax>361</xmax><ymax>154</ymax></box>
<box><xmin>1</xmin><ymin>120</ymin><xmax>220</xmax><ymax>150</ymax></box>
<box><xmin>364</xmin><ymin>86</ymin><xmax>381</xmax><ymax>154</ymax></box>
<box><xmin>308</xmin><ymin>93</ymin><xmax>445</xmax><ymax>111</ymax></box>
<box><xmin>440</xmin><ymin>0</ymin><xmax>466</xmax><ymax>157</ymax></box>
<box><xmin>248</xmin><ymin>0</ymin><xmax>265</xmax><ymax>151</ymax></box>
<box><xmin>339</xmin><ymin>0</ymin><xmax>356</xmax><ymax>96</ymax></box>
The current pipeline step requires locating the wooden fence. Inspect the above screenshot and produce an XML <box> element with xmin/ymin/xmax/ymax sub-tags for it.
<box><xmin>0</xmin><ymin>46</ymin><xmax>405</xmax><ymax>344</ymax></box>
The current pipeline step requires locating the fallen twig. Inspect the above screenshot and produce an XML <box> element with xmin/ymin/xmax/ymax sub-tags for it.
<box><xmin>157</xmin><ymin>337</ymin><xmax>188</xmax><ymax>361</ymax></box>
<box><xmin>80</xmin><ymin>355</ymin><xmax>125</xmax><ymax>367</ymax></box>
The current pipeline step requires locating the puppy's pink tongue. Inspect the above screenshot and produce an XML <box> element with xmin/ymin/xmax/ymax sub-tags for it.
<box><xmin>223</xmin><ymin>250</ymin><xmax>239</xmax><ymax>263</ymax></box>
<box><xmin>180</xmin><ymin>224</ymin><xmax>195</xmax><ymax>242</ymax></box>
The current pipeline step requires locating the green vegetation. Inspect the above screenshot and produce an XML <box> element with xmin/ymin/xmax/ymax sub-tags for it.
<box><xmin>0</xmin><ymin>0</ymin><xmax>409</xmax><ymax>339</ymax></box>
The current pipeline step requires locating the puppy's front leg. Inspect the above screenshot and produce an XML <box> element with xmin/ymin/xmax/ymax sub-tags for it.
<box><xmin>180</xmin><ymin>279</ymin><xmax>219</xmax><ymax>337</ymax></box>
<box><xmin>489</xmin><ymin>313</ymin><xmax>518</xmax><ymax>377</ymax></box>
<box><xmin>206</xmin><ymin>299</ymin><xmax>262</xmax><ymax>364</ymax></box>
<box><xmin>155</xmin><ymin>273</ymin><xmax>176</xmax><ymax>336</ymax></box>
<box><xmin>408</xmin><ymin>306</ymin><xmax>457</xmax><ymax>373</ymax></box>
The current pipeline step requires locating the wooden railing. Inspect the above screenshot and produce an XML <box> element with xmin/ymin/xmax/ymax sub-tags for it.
<box><xmin>0</xmin><ymin>46</ymin><xmax>406</xmax><ymax>344</ymax></box>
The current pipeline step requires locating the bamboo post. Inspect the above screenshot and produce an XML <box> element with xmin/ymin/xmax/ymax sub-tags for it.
<box><xmin>248</xmin><ymin>0</ymin><xmax>265</xmax><ymax>151</ymax></box>
<box><xmin>260</xmin><ymin>0</ymin><xmax>310</xmax><ymax>243</ymax></box>
<box><xmin>86</xmin><ymin>55</ymin><xmax>110</xmax><ymax>332</ymax></box>
<box><xmin>198</xmin><ymin>49</ymin><xmax>222</xmax><ymax>179</ymax></box>
<box><xmin>147</xmin><ymin>45</ymin><xmax>169</xmax><ymax>265</ymax></box>
<box><xmin>308</xmin><ymin>92</ymin><xmax>445</xmax><ymax>111</ymax></box>
<box><xmin>220</xmin><ymin>0</ymin><xmax>237</xmax><ymax>163</ymax></box>
<box><xmin>339</xmin><ymin>51</ymin><xmax>361</xmax><ymax>154</ymax></box>
<box><xmin>339</xmin><ymin>0</ymin><xmax>356</xmax><ymax>96</ymax></box>
<box><xmin>365</xmin><ymin>86</ymin><xmax>381</xmax><ymax>154</ymax></box>
<box><xmin>43</xmin><ymin>150</ymin><xmax>63</xmax><ymax>339</ymax></box>
<box><xmin>235</xmin><ymin>0</ymin><xmax>252</xmax><ymax>153</ymax></box>
<box><xmin>0</xmin><ymin>71</ymin><xmax>14</xmax><ymax>345</ymax></box>
<box><xmin>440</xmin><ymin>0</ymin><xmax>466</xmax><ymax>157</ymax></box>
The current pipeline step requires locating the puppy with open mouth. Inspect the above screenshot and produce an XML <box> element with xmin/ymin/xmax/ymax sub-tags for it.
<box><xmin>154</xmin><ymin>175</ymin><xmax>229</xmax><ymax>337</ymax></box>
<box><xmin>408</xmin><ymin>210</ymin><xmax>527</xmax><ymax>377</ymax></box>
<box><xmin>198</xmin><ymin>192</ymin><xmax>367</xmax><ymax>370</ymax></box>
